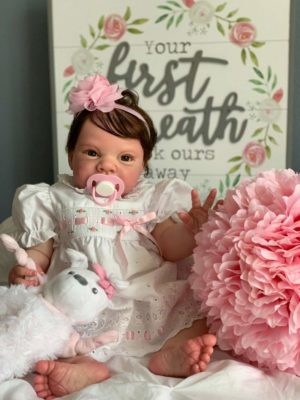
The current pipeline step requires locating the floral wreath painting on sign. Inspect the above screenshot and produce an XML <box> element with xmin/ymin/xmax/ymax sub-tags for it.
<box><xmin>50</xmin><ymin>0</ymin><xmax>290</xmax><ymax>197</ymax></box>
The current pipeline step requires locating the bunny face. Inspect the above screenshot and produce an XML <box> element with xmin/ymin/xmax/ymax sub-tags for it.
<box><xmin>42</xmin><ymin>267</ymin><xmax>110</xmax><ymax>323</ymax></box>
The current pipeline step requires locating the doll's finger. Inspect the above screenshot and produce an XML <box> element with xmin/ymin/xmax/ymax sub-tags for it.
<box><xmin>178</xmin><ymin>211</ymin><xmax>193</xmax><ymax>226</ymax></box>
<box><xmin>203</xmin><ymin>189</ymin><xmax>217</xmax><ymax>210</ymax></box>
<box><xmin>191</xmin><ymin>189</ymin><xmax>201</xmax><ymax>208</ymax></box>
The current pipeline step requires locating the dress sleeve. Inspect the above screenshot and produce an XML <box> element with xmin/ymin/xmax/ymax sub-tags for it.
<box><xmin>146</xmin><ymin>179</ymin><xmax>193</xmax><ymax>230</ymax></box>
<box><xmin>12</xmin><ymin>183</ymin><xmax>57</xmax><ymax>247</ymax></box>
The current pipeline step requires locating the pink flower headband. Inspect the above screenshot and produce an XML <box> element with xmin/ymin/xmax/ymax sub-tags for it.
<box><xmin>68</xmin><ymin>75</ymin><xmax>149</xmax><ymax>133</ymax></box>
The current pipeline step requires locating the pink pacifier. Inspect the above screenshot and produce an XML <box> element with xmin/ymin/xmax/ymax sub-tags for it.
<box><xmin>86</xmin><ymin>174</ymin><xmax>125</xmax><ymax>207</ymax></box>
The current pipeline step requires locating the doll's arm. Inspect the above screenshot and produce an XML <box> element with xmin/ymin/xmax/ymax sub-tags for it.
<box><xmin>60</xmin><ymin>330</ymin><xmax>119</xmax><ymax>358</ymax></box>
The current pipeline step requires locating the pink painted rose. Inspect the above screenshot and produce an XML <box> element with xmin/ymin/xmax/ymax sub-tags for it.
<box><xmin>63</xmin><ymin>65</ymin><xmax>75</xmax><ymax>77</ymax></box>
<box><xmin>71</xmin><ymin>49</ymin><xmax>94</xmax><ymax>75</ymax></box>
<box><xmin>190</xmin><ymin>169</ymin><xmax>300</xmax><ymax>375</ymax></box>
<box><xmin>258</xmin><ymin>98</ymin><xmax>281</xmax><ymax>123</ymax></box>
<box><xmin>104</xmin><ymin>14</ymin><xmax>126</xmax><ymax>41</ymax></box>
<box><xmin>188</xmin><ymin>1</ymin><xmax>214</xmax><ymax>24</ymax></box>
<box><xmin>229</xmin><ymin>22</ymin><xmax>256</xmax><ymax>48</ymax></box>
<box><xmin>272</xmin><ymin>88</ymin><xmax>284</xmax><ymax>103</ymax></box>
<box><xmin>242</xmin><ymin>141</ymin><xmax>266</xmax><ymax>167</ymax></box>
<box><xmin>68</xmin><ymin>75</ymin><xmax>123</xmax><ymax>114</ymax></box>
<box><xmin>182</xmin><ymin>0</ymin><xmax>195</xmax><ymax>7</ymax></box>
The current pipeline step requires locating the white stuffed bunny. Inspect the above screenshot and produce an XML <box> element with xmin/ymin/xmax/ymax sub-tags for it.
<box><xmin>0</xmin><ymin>234</ymin><xmax>128</xmax><ymax>383</ymax></box>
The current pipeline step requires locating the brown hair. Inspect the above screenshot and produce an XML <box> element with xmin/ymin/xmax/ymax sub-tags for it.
<box><xmin>66</xmin><ymin>89</ymin><xmax>157</xmax><ymax>174</ymax></box>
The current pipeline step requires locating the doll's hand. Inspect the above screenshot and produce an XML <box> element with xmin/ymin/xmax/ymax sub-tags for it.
<box><xmin>178</xmin><ymin>188</ymin><xmax>218</xmax><ymax>235</ymax></box>
<box><xmin>8</xmin><ymin>264</ymin><xmax>44</xmax><ymax>286</ymax></box>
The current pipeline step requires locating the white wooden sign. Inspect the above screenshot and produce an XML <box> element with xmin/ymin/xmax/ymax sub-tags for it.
<box><xmin>48</xmin><ymin>0</ymin><xmax>290</xmax><ymax>196</ymax></box>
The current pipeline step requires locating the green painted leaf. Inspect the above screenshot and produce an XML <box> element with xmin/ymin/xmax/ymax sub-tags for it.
<box><xmin>236</xmin><ymin>17</ymin><xmax>251</xmax><ymax>22</ymax></box>
<box><xmin>241</xmin><ymin>48</ymin><xmax>247</xmax><ymax>65</ymax></box>
<box><xmin>127</xmin><ymin>28</ymin><xmax>143</xmax><ymax>34</ymax></box>
<box><xmin>226</xmin><ymin>9</ymin><xmax>238</xmax><ymax>18</ymax></box>
<box><xmin>124</xmin><ymin>6</ymin><xmax>131</xmax><ymax>21</ymax></box>
<box><xmin>80</xmin><ymin>35</ymin><xmax>87</xmax><ymax>48</ymax></box>
<box><xmin>245</xmin><ymin>164</ymin><xmax>252</xmax><ymax>176</ymax></box>
<box><xmin>62</xmin><ymin>79</ymin><xmax>73</xmax><ymax>92</ymax></box>
<box><xmin>253</xmin><ymin>67</ymin><xmax>264</xmax><ymax>79</ymax></box>
<box><xmin>272</xmin><ymin>123</ymin><xmax>283</xmax><ymax>133</ymax></box>
<box><xmin>249</xmin><ymin>79</ymin><xmax>264</xmax><ymax>85</ymax></box>
<box><xmin>95</xmin><ymin>44</ymin><xmax>110</xmax><ymax>51</ymax></box>
<box><xmin>251</xmin><ymin>127</ymin><xmax>264</xmax><ymax>137</ymax></box>
<box><xmin>167</xmin><ymin>0</ymin><xmax>182</xmax><ymax>7</ymax></box>
<box><xmin>158</xmin><ymin>5</ymin><xmax>173</xmax><ymax>11</ymax></box>
<box><xmin>98</xmin><ymin>15</ymin><xmax>104</xmax><ymax>30</ymax></box>
<box><xmin>217</xmin><ymin>21</ymin><xmax>225</xmax><ymax>36</ymax></box>
<box><xmin>265</xmin><ymin>145</ymin><xmax>271</xmax><ymax>159</ymax></box>
<box><xmin>225</xmin><ymin>174</ymin><xmax>230</xmax><ymax>187</ymax></box>
<box><xmin>167</xmin><ymin>14</ymin><xmax>175</xmax><ymax>29</ymax></box>
<box><xmin>251</xmin><ymin>41</ymin><xmax>265</xmax><ymax>48</ymax></box>
<box><xmin>268</xmin><ymin>136</ymin><xmax>278</xmax><ymax>145</ymax></box>
<box><xmin>232</xmin><ymin>174</ymin><xmax>241</xmax><ymax>186</ymax></box>
<box><xmin>272</xmin><ymin>74</ymin><xmax>278</xmax><ymax>90</ymax></box>
<box><xmin>219</xmin><ymin>180</ymin><xmax>224</xmax><ymax>194</ymax></box>
<box><xmin>249</xmin><ymin>49</ymin><xmax>259</xmax><ymax>66</ymax></box>
<box><xmin>155</xmin><ymin>14</ymin><xmax>169</xmax><ymax>23</ymax></box>
<box><xmin>89</xmin><ymin>24</ymin><xmax>95</xmax><ymax>38</ymax></box>
<box><xmin>130</xmin><ymin>18</ymin><xmax>149</xmax><ymax>25</ymax></box>
<box><xmin>253</xmin><ymin>88</ymin><xmax>267</xmax><ymax>94</ymax></box>
<box><xmin>267</xmin><ymin>66</ymin><xmax>272</xmax><ymax>82</ymax></box>
<box><xmin>176</xmin><ymin>12</ymin><xmax>184</xmax><ymax>26</ymax></box>
<box><xmin>228</xmin><ymin>156</ymin><xmax>242</xmax><ymax>162</ymax></box>
<box><xmin>215</xmin><ymin>3</ymin><xmax>227</xmax><ymax>12</ymax></box>
<box><xmin>228</xmin><ymin>163</ymin><xmax>242</xmax><ymax>174</ymax></box>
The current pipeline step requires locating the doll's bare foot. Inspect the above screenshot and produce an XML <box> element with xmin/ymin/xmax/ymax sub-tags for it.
<box><xmin>33</xmin><ymin>356</ymin><xmax>110</xmax><ymax>399</ymax></box>
<box><xmin>148</xmin><ymin>334</ymin><xmax>216</xmax><ymax>377</ymax></box>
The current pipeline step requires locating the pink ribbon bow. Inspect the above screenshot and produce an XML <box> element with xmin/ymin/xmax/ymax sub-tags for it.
<box><xmin>102</xmin><ymin>211</ymin><xmax>159</xmax><ymax>267</ymax></box>
<box><xmin>91</xmin><ymin>263</ymin><xmax>115</xmax><ymax>299</ymax></box>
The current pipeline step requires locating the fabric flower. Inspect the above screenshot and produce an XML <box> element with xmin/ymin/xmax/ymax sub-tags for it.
<box><xmin>229</xmin><ymin>22</ymin><xmax>256</xmax><ymax>48</ymax></box>
<box><xmin>68</xmin><ymin>75</ymin><xmax>123</xmax><ymax>114</ymax></box>
<box><xmin>242</xmin><ymin>141</ymin><xmax>266</xmax><ymax>167</ymax></box>
<box><xmin>104</xmin><ymin>14</ymin><xmax>127</xmax><ymax>41</ymax></box>
<box><xmin>188</xmin><ymin>1</ymin><xmax>214</xmax><ymax>24</ymax></box>
<box><xmin>190</xmin><ymin>169</ymin><xmax>300</xmax><ymax>375</ymax></box>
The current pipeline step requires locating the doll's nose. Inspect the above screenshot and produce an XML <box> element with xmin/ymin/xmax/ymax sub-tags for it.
<box><xmin>96</xmin><ymin>156</ymin><xmax>117</xmax><ymax>174</ymax></box>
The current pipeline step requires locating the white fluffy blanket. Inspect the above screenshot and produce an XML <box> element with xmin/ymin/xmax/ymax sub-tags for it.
<box><xmin>0</xmin><ymin>351</ymin><xmax>299</xmax><ymax>400</ymax></box>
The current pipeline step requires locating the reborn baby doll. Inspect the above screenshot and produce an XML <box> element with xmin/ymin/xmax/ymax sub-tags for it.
<box><xmin>0</xmin><ymin>234</ymin><xmax>127</xmax><ymax>383</ymax></box>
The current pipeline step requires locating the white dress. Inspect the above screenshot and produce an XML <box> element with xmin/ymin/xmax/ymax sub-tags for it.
<box><xmin>12</xmin><ymin>175</ymin><xmax>201</xmax><ymax>361</ymax></box>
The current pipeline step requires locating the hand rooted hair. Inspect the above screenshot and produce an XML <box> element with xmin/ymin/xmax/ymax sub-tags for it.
<box><xmin>66</xmin><ymin>89</ymin><xmax>157</xmax><ymax>175</ymax></box>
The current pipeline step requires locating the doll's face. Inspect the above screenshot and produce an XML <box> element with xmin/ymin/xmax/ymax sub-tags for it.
<box><xmin>68</xmin><ymin>119</ymin><xmax>145</xmax><ymax>195</ymax></box>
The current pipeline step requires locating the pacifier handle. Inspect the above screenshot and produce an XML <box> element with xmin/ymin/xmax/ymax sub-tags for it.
<box><xmin>86</xmin><ymin>174</ymin><xmax>125</xmax><ymax>207</ymax></box>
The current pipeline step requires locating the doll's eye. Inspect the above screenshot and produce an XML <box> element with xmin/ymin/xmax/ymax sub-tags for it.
<box><xmin>92</xmin><ymin>288</ymin><xmax>98</xmax><ymax>294</ymax></box>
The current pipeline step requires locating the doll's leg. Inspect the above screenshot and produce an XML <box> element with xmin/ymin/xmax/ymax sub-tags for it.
<box><xmin>148</xmin><ymin>319</ymin><xmax>216</xmax><ymax>377</ymax></box>
<box><xmin>33</xmin><ymin>355</ymin><xmax>109</xmax><ymax>399</ymax></box>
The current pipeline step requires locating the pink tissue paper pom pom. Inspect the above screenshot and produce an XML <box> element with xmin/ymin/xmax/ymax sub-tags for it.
<box><xmin>189</xmin><ymin>168</ymin><xmax>300</xmax><ymax>375</ymax></box>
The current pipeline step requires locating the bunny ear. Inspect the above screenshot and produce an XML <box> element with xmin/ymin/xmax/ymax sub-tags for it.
<box><xmin>63</xmin><ymin>248</ymin><xmax>89</xmax><ymax>269</ymax></box>
<box><xmin>0</xmin><ymin>234</ymin><xmax>19</xmax><ymax>252</ymax></box>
